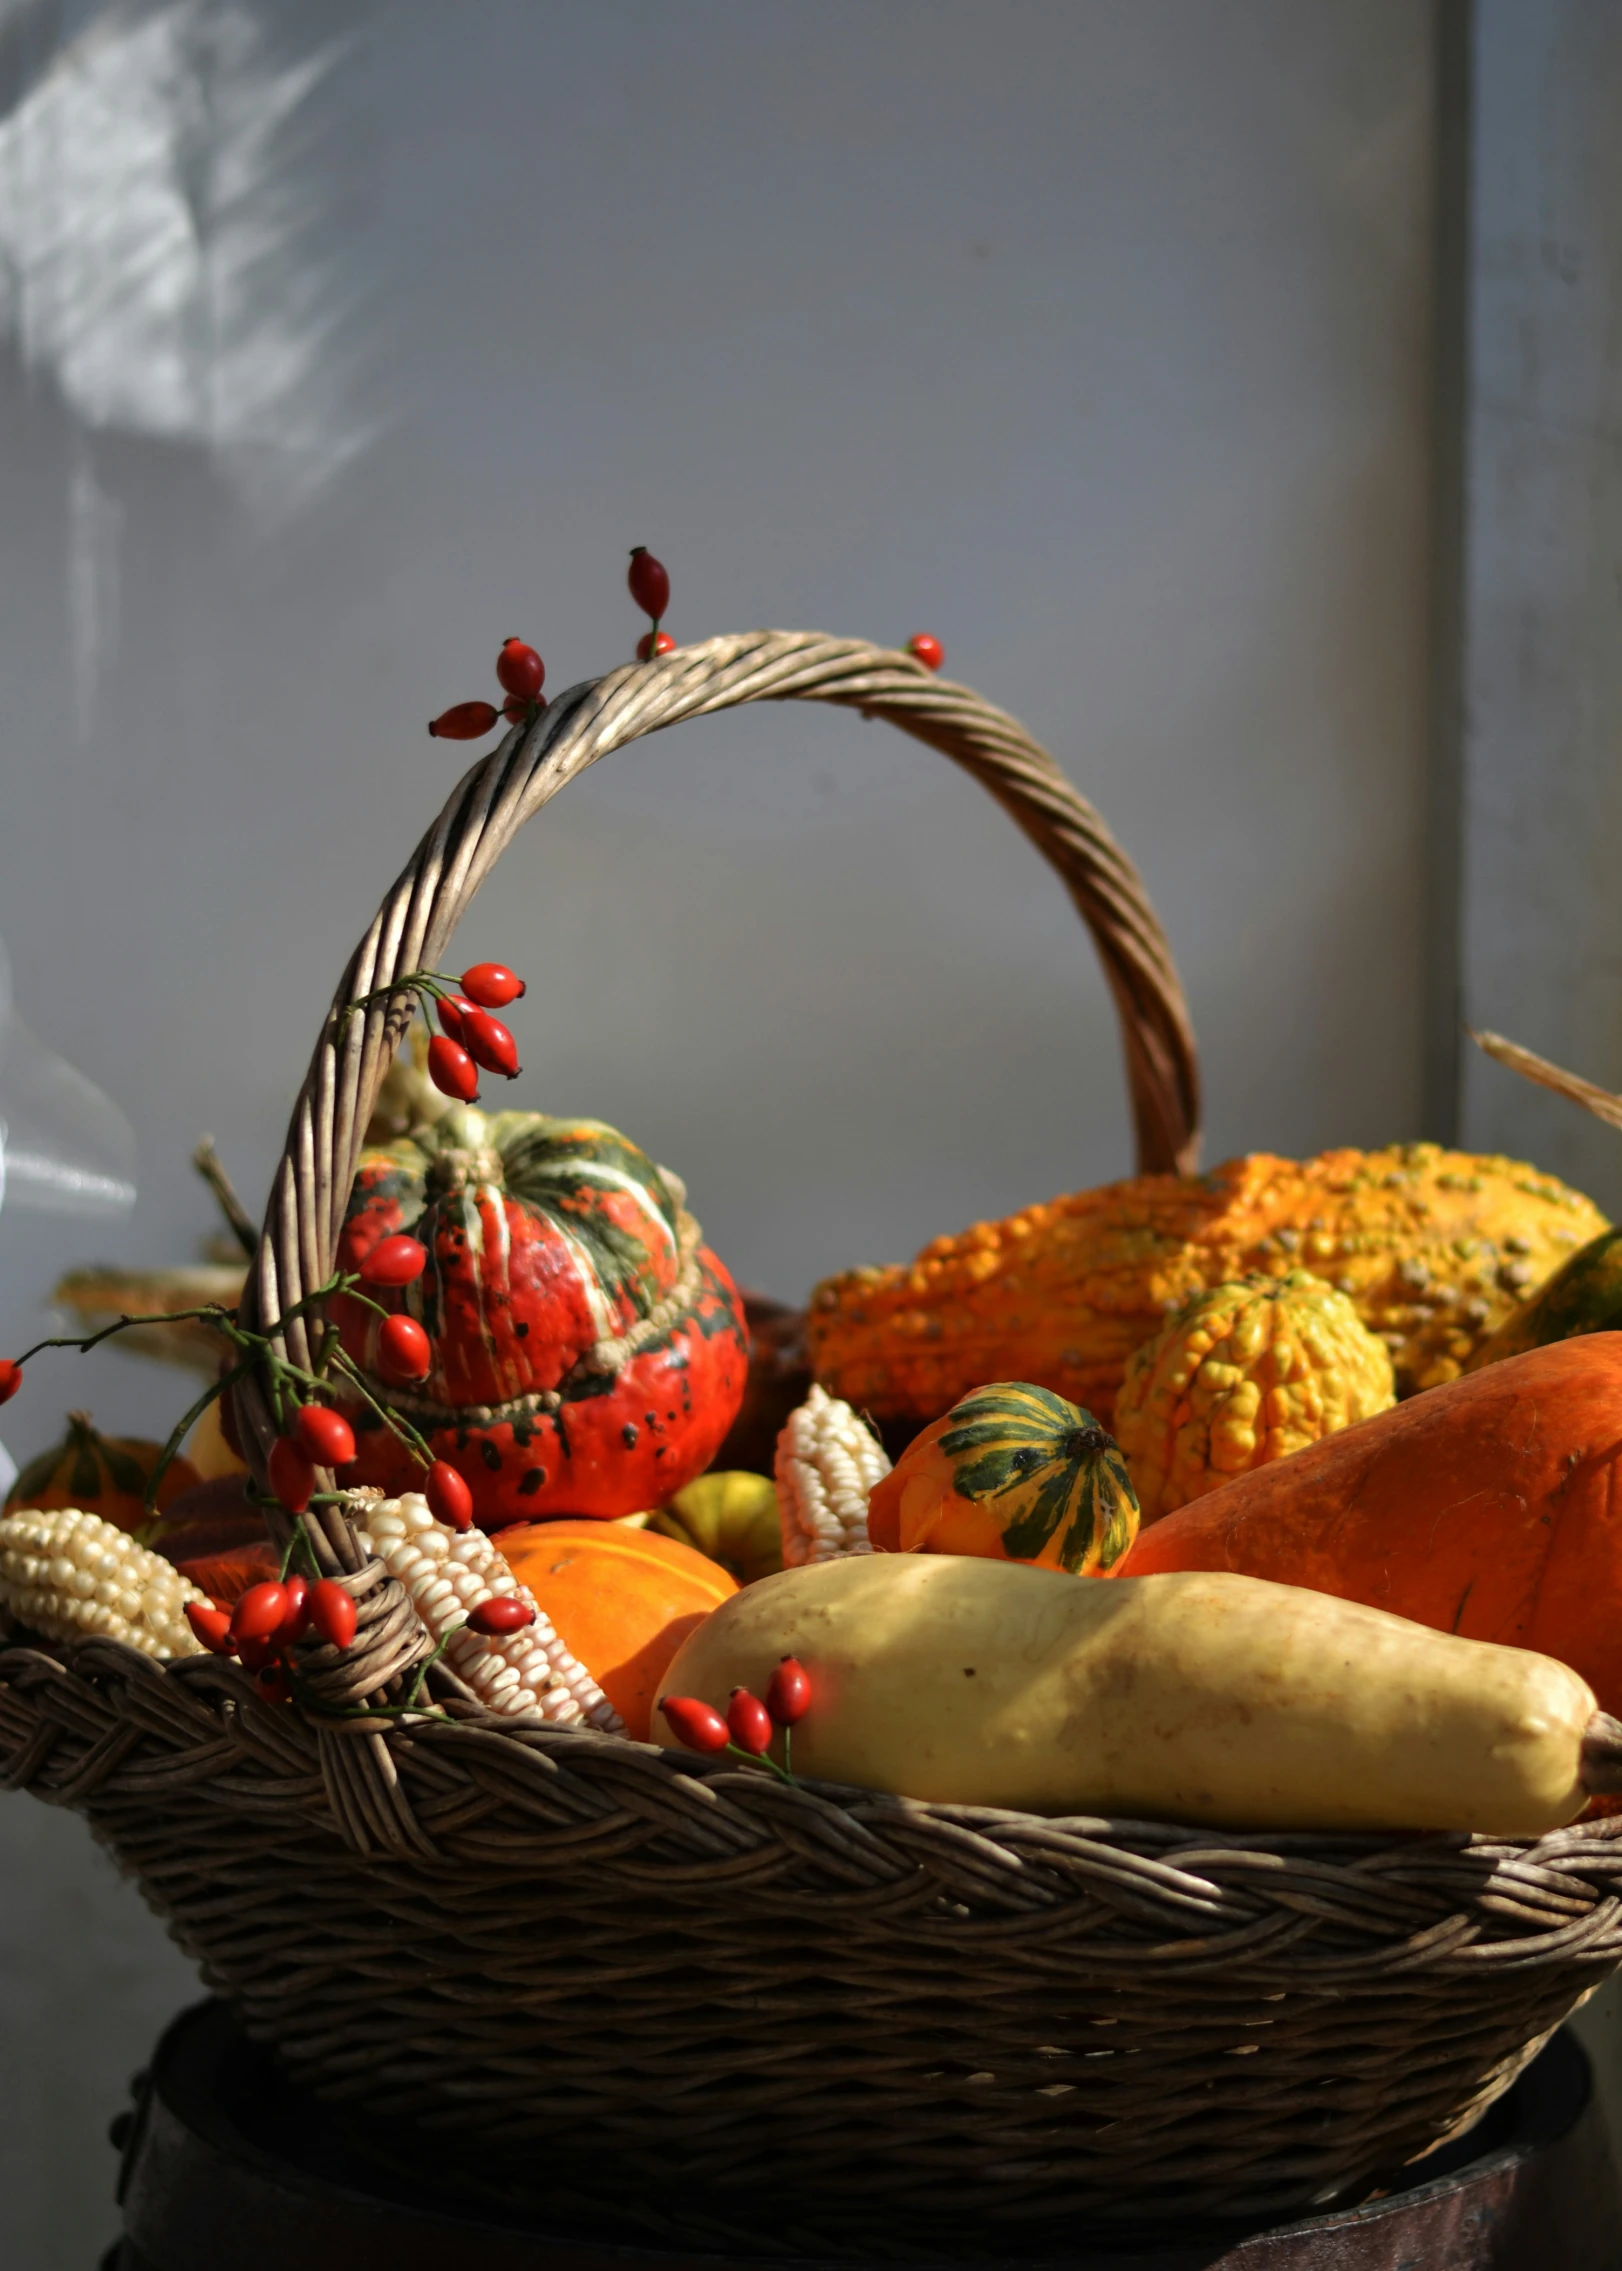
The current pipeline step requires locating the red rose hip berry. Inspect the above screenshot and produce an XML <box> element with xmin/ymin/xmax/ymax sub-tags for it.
<box><xmin>495</xmin><ymin>640</ymin><xmax>546</xmax><ymax>701</ymax></box>
<box><xmin>428</xmin><ymin>1033</ymin><xmax>480</xmax><ymax>1102</ymax></box>
<box><xmin>635</xmin><ymin>630</ymin><xmax>675</xmax><ymax>662</ymax></box>
<box><xmin>766</xmin><ymin>1656</ymin><xmax>812</xmax><ymax>1726</ymax></box>
<box><xmin>726</xmin><ymin>1688</ymin><xmax>774</xmax><ymax>1756</ymax></box>
<box><xmin>275</xmin><ymin>1574</ymin><xmax>311</xmax><ymax>1646</ymax></box>
<box><xmin>231</xmin><ymin>1582</ymin><xmax>289</xmax><ymax>1647</ymax></box>
<box><xmin>428</xmin><ymin>700</ymin><xmax>501</xmax><ymax>740</ymax></box>
<box><xmin>358</xmin><ymin>1235</ymin><xmax>428</xmax><ymax>1288</ymax></box>
<box><xmin>253</xmin><ymin>1663</ymin><xmax>292</xmax><ymax>1706</ymax></box>
<box><xmin>460</xmin><ymin>1009</ymin><xmax>519</xmax><ymax>1079</ymax></box>
<box><xmin>627</xmin><ymin>546</ymin><xmax>670</xmax><ymax>621</ymax></box>
<box><xmin>659</xmin><ymin>1695</ymin><xmax>729</xmax><ymax>1753</ymax></box>
<box><xmin>267</xmin><ymin>1437</ymin><xmax>317</xmax><ymax>1514</ymax></box>
<box><xmin>459</xmin><ymin>963</ymin><xmax>526</xmax><ymax>1009</ymax></box>
<box><xmin>906</xmin><ymin>633</ymin><xmax>944</xmax><ymax>672</ymax></box>
<box><xmin>292</xmin><ymin>1405</ymin><xmax>357</xmax><ymax>1470</ymax></box>
<box><xmin>426</xmin><ymin>1460</ymin><xmax>474</xmax><ymax>1532</ymax></box>
<box><xmin>308</xmin><ymin>1579</ymin><xmax>358</xmax><ymax>1651</ymax></box>
<box><xmin>465</xmin><ymin>1596</ymin><xmax>535</xmax><ymax>1636</ymax></box>
<box><xmin>0</xmin><ymin>1360</ymin><xmax>21</xmax><ymax>1405</ymax></box>
<box><xmin>185</xmin><ymin>1602</ymin><xmax>236</xmax><ymax>1656</ymax></box>
<box><xmin>377</xmin><ymin>1314</ymin><xmax>432</xmax><ymax>1382</ymax></box>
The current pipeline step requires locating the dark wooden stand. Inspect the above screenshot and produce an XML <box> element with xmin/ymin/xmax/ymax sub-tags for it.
<box><xmin>105</xmin><ymin>2001</ymin><xmax>1620</xmax><ymax>2270</ymax></box>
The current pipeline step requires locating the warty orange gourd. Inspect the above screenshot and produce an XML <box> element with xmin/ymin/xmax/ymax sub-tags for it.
<box><xmin>808</xmin><ymin>1144</ymin><xmax>1603</xmax><ymax>1428</ymax></box>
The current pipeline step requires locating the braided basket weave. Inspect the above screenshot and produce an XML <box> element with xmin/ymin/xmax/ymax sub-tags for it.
<box><xmin>4</xmin><ymin>631</ymin><xmax>1622</xmax><ymax>2251</ymax></box>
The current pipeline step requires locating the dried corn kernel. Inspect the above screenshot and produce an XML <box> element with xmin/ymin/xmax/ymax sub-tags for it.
<box><xmin>349</xmin><ymin>1492</ymin><xmax>621</xmax><ymax>1731</ymax></box>
<box><xmin>775</xmin><ymin>1386</ymin><xmax>889</xmax><ymax>1566</ymax></box>
<box><xmin>0</xmin><ymin>1507</ymin><xmax>207</xmax><ymax>1659</ymax></box>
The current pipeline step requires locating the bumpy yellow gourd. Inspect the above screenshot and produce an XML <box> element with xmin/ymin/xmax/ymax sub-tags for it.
<box><xmin>654</xmin><ymin>1554</ymin><xmax>1603</xmax><ymax>1834</ymax></box>
<box><xmin>1113</xmin><ymin>1270</ymin><xmax>1396</xmax><ymax>1524</ymax></box>
<box><xmin>808</xmin><ymin>1144</ymin><xmax>1607</xmax><ymax>1425</ymax></box>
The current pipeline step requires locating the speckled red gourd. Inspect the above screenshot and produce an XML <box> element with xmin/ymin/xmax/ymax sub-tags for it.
<box><xmin>331</xmin><ymin>1105</ymin><xmax>749</xmax><ymax>1527</ymax></box>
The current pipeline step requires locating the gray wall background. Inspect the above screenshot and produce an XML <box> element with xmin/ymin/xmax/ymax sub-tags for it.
<box><xmin>3</xmin><ymin>1</ymin><xmax>1597</xmax><ymax>2261</ymax></box>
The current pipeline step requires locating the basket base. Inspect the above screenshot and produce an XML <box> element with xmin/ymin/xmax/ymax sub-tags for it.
<box><xmin>106</xmin><ymin>2000</ymin><xmax>1619</xmax><ymax>2271</ymax></box>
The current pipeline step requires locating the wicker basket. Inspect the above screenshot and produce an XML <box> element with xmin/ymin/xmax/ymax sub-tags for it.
<box><xmin>4</xmin><ymin>630</ymin><xmax>1622</xmax><ymax>2253</ymax></box>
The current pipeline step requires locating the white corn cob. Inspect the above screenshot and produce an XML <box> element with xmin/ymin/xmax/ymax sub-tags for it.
<box><xmin>775</xmin><ymin>1385</ymin><xmax>890</xmax><ymax>1566</ymax></box>
<box><xmin>0</xmin><ymin>1507</ymin><xmax>207</xmax><ymax>1660</ymax></box>
<box><xmin>349</xmin><ymin>1493</ymin><xmax>622</xmax><ymax>1732</ymax></box>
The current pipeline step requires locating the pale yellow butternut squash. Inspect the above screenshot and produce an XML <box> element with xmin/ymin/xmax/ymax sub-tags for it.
<box><xmin>654</xmin><ymin>1555</ymin><xmax>1616</xmax><ymax>1834</ymax></box>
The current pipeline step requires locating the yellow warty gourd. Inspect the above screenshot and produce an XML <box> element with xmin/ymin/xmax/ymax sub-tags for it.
<box><xmin>0</xmin><ymin>1507</ymin><xmax>207</xmax><ymax>1659</ymax></box>
<box><xmin>1113</xmin><ymin>1270</ymin><xmax>1396</xmax><ymax>1524</ymax></box>
<box><xmin>807</xmin><ymin>1144</ymin><xmax>1606</xmax><ymax>1426</ymax></box>
<box><xmin>655</xmin><ymin>1554</ymin><xmax>1612</xmax><ymax>1834</ymax></box>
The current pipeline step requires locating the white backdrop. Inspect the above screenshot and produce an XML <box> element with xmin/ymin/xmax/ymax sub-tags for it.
<box><xmin>0</xmin><ymin>3</ymin><xmax>1437</xmax><ymax>2260</ymax></box>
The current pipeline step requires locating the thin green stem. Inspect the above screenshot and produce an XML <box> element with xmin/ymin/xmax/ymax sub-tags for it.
<box><xmin>344</xmin><ymin>970</ymin><xmax>456</xmax><ymax>1017</ymax></box>
<box><xmin>339</xmin><ymin>1287</ymin><xmax>400</xmax><ymax>1326</ymax></box>
<box><xmin>277</xmin><ymin>1520</ymin><xmax>324</xmax><ymax>1584</ymax></box>
<box><xmin>11</xmin><ymin>1305</ymin><xmax>244</xmax><ymax>1368</ymax></box>
<box><xmin>141</xmin><ymin>1356</ymin><xmax>258</xmax><ymax>1517</ymax></box>
<box><xmin>727</xmin><ymin>1741</ymin><xmax>793</xmax><ymax>1785</ymax></box>
<box><xmin>328</xmin><ymin>1349</ymin><xmax>434</xmax><ymax>1465</ymax></box>
<box><xmin>401</xmin><ymin>1631</ymin><xmax>454</xmax><ymax>1710</ymax></box>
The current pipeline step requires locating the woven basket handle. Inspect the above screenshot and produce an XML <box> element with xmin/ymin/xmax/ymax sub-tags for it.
<box><xmin>236</xmin><ymin>630</ymin><xmax>1200</xmax><ymax>1566</ymax></box>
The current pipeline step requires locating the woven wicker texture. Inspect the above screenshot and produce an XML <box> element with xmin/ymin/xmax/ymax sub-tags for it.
<box><xmin>2</xmin><ymin>1635</ymin><xmax>1620</xmax><ymax>2248</ymax></box>
<box><xmin>5</xmin><ymin>630</ymin><xmax>1618</xmax><ymax>2244</ymax></box>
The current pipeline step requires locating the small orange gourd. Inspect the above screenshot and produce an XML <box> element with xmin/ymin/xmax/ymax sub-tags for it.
<box><xmin>867</xmin><ymin>1382</ymin><xmax>1138</xmax><ymax>1574</ymax></box>
<box><xmin>5</xmin><ymin>1412</ymin><xmax>200</xmax><ymax>1534</ymax></box>
<box><xmin>494</xmin><ymin>1517</ymin><xmax>738</xmax><ymax>1740</ymax></box>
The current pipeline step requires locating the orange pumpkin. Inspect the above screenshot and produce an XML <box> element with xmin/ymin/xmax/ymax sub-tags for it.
<box><xmin>173</xmin><ymin>1539</ymin><xmax>280</xmax><ymax>1606</ymax></box>
<box><xmin>1119</xmin><ymin>1336</ymin><xmax>1622</xmax><ymax>1720</ymax></box>
<box><xmin>5</xmin><ymin>1411</ymin><xmax>201</xmax><ymax>1534</ymax></box>
<box><xmin>495</xmin><ymin>1518</ymin><xmax>738</xmax><ymax>1740</ymax></box>
<box><xmin>150</xmin><ymin>1478</ymin><xmax>277</xmax><ymax>1602</ymax></box>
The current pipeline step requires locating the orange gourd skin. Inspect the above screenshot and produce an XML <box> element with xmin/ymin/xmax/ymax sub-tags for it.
<box><xmin>867</xmin><ymin>1417</ymin><xmax>1008</xmax><ymax>1559</ymax></box>
<box><xmin>5</xmin><ymin>1413</ymin><xmax>201</xmax><ymax>1534</ymax></box>
<box><xmin>809</xmin><ymin>1145</ymin><xmax>1606</xmax><ymax>1426</ymax></box>
<box><xmin>867</xmin><ymin>1384</ymin><xmax>1137</xmax><ymax>1574</ymax></box>
<box><xmin>495</xmin><ymin>1517</ymin><xmax>738</xmax><ymax>1741</ymax></box>
<box><xmin>338</xmin><ymin>1266</ymin><xmax>748</xmax><ymax>1528</ymax></box>
<box><xmin>173</xmin><ymin>1540</ymin><xmax>280</xmax><ymax>1606</ymax></box>
<box><xmin>1118</xmin><ymin>1336</ymin><xmax>1622</xmax><ymax>1719</ymax></box>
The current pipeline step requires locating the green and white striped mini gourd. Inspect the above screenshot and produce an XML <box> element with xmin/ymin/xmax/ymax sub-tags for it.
<box><xmin>348</xmin><ymin>1492</ymin><xmax>622</xmax><ymax>1731</ymax></box>
<box><xmin>0</xmin><ymin>1507</ymin><xmax>207</xmax><ymax>1659</ymax></box>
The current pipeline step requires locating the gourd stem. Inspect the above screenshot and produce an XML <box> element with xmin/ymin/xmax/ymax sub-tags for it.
<box><xmin>1579</xmin><ymin>1709</ymin><xmax>1622</xmax><ymax>1793</ymax></box>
